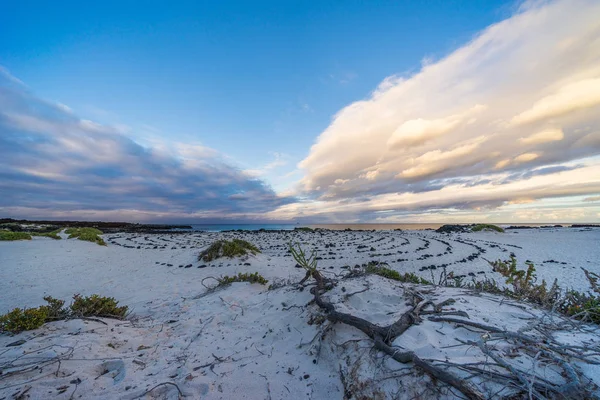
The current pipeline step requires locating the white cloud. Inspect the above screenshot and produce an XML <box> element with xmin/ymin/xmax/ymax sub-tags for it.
<box><xmin>291</xmin><ymin>0</ymin><xmax>600</xmax><ymax>221</ymax></box>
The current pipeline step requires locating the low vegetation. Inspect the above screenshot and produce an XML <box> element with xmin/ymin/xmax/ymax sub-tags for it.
<box><xmin>0</xmin><ymin>231</ymin><xmax>32</xmax><ymax>241</ymax></box>
<box><xmin>471</xmin><ymin>223</ymin><xmax>504</xmax><ymax>232</ymax></box>
<box><xmin>488</xmin><ymin>257</ymin><xmax>600</xmax><ymax>323</ymax></box>
<box><xmin>198</xmin><ymin>239</ymin><xmax>260</xmax><ymax>262</ymax></box>
<box><xmin>31</xmin><ymin>229</ymin><xmax>62</xmax><ymax>240</ymax></box>
<box><xmin>70</xmin><ymin>294</ymin><xmax>129</xmax><ymax>319</ymax></box>
<box><xmin>294</xmin><ymin>227</ymin><xmax>314</xmax><ymax>232</ymax></box>
<box><xmin>65</xmin><ymin>227</ymin><xmax>106</xmax><ymax>246</ymax></box>
<box><xmin>218</xmin><ymin>272</ymin><xmax>269</xmax><ymax>286</ymax></box>
<box><xmin>0</xmin><ymin>294</ymin><xmax>128</xmax><ymax>334</ymax></box>
<box><xmin>365</xmin><ymin>262</ymin><xmax>431</xmax><ymax>284</ymax></box>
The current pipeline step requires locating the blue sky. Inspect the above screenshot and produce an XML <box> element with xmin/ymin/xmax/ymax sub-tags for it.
<box><xmin>1</xmin><ymin>0</ymin><xmax>599</xmax><ymax>223</ymax></box>
<box><xmin>1</xmin><ymin>0</ymin><xmax>514</xmax><ymax>189</ymax></box>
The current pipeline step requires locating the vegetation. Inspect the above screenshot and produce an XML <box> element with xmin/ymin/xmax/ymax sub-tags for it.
<box><xmin>198</xmin><ymin>239</ymin><xmax>260</xmax><ymax>261</ymax></box>
<box><xmin>365</xmin><ymin>262</ymin><xmax>431</xmax><ymax>284</ymax></box>
<box><xmin>217</xmin><ymin>272</ymin><xmax>269</xmax><ymax>286</ymax></box>
<box><xmin>70</xmin><ymin>294</ymin><xmax>128</xmax><ymax>318</ymax></box>
<box><xmin>488</xmin><ymin>257</ymin><xmax>600</xmax><ymax>323</ymax></box>
<box><xmin>471</xmin><ymin>223</ymin><xmax>504</xmax><ymax>233</ymax></box>
<box><xmin>0</xmin><ymin>307</ymin><xmax>48</xmax><ymax>333</ymax></box>
<box><xmin>0</xmin><ymin>294</ymin><xmax>128</xmax><ymax>334</ymax></box>
<box><xmin>294</xmin><ymin>227</ymin><xmax>314</xmax><ymax>232</ymax></box>
<box><xmin>65</xmin><ymin>227</ymin><xmax>106</xmax><ymax>246</ymax></box>
<box><xmin>0</xmin><ymin>231</ymin><xmax>32</xmax><ymax>241</ymax></box>
<box><xmin>31</xmin><ymin>229</ymin><xmax>62</xmax><ymax>240</ymax></box>
<box><xmin>289</xmin><ymin>243</ymin><xmax>318</xmax><ymax>273</ymax></box>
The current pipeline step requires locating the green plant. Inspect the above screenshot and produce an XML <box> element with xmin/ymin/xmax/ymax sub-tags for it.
<box><xmin>31</xmin><ymin>229</ymin><xmax>62</xmax><ymax>240</ymax></box>
<box><xmin>218</xmin><ymin>272</ymin><xmax>269</xmax><ymax>286</ymax></box>
<box><xmin>70</xmin><ymin>294</ymin><xmax>128</xmax><ymax>319</ymax></box>
<box><xmin>0</xmin><ymin>307</ymin><xmax>48</xmax><ymax>333</ymax></box>
<box><xmin>365</xmin><ymin>262</ymin><xmax>431</xmax><ymax>284</ymax></box>
<box><xmin>471</xmin><ymin>224</ymin><xmax>504</xmax><ymax>233</ymax></box>
<box><xmin>40</xmin><ymin>296</ymin><xmax>68</xmax><ymax>321</ymax></box>
<box><xmin>0</xmin><ymin>294</ymin><xmax>129</xmax><ymax>333</ymax></box>
<box><xmin>198</xmin><ymin>239</ymin><xmax>260</xmax><ymax>261</ymax></box>
<box><xmin>0</xmin><ymin>231</ymin><xmax>32</xmax><ymax>241</ymax></box>
<box><xmin>289</xmin><ymin>243</ymin><xmax>318</xmax><ymax>273</ymax></box>
<box><xmin>65</xmin><ymin>227</ymin><xmax>106</xmax><ymax>246</ymax></box>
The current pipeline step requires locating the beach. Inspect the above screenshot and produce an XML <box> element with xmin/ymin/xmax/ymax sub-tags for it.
<box><xmin>1</xmin><ymin>227</ymin><xmax>599</xmax><ymax>399</ymax></box>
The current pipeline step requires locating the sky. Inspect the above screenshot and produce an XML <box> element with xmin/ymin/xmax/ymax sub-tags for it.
<box><xmin>0</xmin><ymin>0</ymin><xmax>599</xmax><ymax>223</ymax></box>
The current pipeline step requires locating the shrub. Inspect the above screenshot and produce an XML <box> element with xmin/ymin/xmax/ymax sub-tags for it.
<box><xmin>0</xmin><ymin>295</ymin><xmax>129</xmax><ymax>334</ymax></box>
<box><xmin>39</xmin><ymin>296</ymin><xmax>68</xmax><ymax>321</ymax></box>
<box><xmin>0</xmin><ymin>307</ymin><xmax>48</xmax><ymax>333</ymax></box>
<box><xmin>70</xmin><ymin>294</ymin><xmax>128</xmax><ymax>319</ymax></box>
<box><xmin>0</xmin><ymin>231</ymin><xmax>32</xmax><ymax>241</ymax></box>
<box><xmin>65</xmin><ymin>227</ymin><xmax>106</xmax><ymax>246</ymax></box>
<box><xmin>31</xmin><ymin>229</ymin><xmax>62</xmax><ymax>240</ymax></box>
<box><xmin>218</xmin><ymin>272</ymin><xmax>269</xmax><ymax>286</ymax></box>
<box><xmin>199</xmin><ymin>239</ymin><xmax>260</xmax><ymax>262</ymax></box>
<box><xmin>471</xmin><ymin>224</ymin><xmax>504</xmax><ymax>233</ymax></box>
<box><xmin>365</xmin><ymin>263</ymin><xmax>431</xmax><ymax>284</ymax></box>
<box><xmin>490</xmin><ymin>258</ymin><xmax>600</xmax><ymax>324</ymax></box>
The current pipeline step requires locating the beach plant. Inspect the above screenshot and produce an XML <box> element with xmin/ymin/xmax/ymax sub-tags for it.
<box><xmin>218</xmin><ymin>272</ymin><xmax>269</xmax><ymax>286</ymax></box>
<box><xmin>0</xmin><ymin>231</ymin><xmax>32</xmax><ymax>241</ymax></box>
<box><xmin>0</xmin><ymin>297</ymin><xmax>67</xmax><ymax>333</ymax></box>
<box><xmin>471</xmin><ymin>224</ymin><xmax>504</xmax><ymax>233</ymax></box>
<box><xmin>70</xmin><ymin>294</ymin><xmax>129</xmax><ymax>319</ymax></box>
<box><xmin>289</xmin><ymin>242</ymin><xmax>318</xmax><ymax>273</ymax></box>
<box><xmin>0</xmin><ymin>307</ymin><xmax>48</xmax><ymax>333</ymax></box>
<box><xmin>198</xmin><ymin>239</ymin><xmax>260</xmax><ymax>262</ymax></box>
<box><xmin>31</xmin><ymin>229</ymin><xmax>62</xmax><ymax>240</ymax></box>
<box><xmin>0</xmin><ymin>294</ymin><xmax>129</xmax><ymax>333</ymax></box>
<box><xmin>65</xmin><ymin>227</ymin><xmax>106</xmax><ymax>246</ymax></box>
<box><xmin>365</xmin><ymin>262</ymin><xmax>431</xmax><ymax>284</ymax></box>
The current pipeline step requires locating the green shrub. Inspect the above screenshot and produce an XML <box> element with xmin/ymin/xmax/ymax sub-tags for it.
<box><xmin>0</xmin><ymin>295</ymin><xmax>128</xmax><ymax>333</ymax></box>
<box><xmin>0</xmin><ymin>231</ymin><xmax>32</xmax><ymax>241</ymax></box>
<box><xmin>471</xmin><ymin>224</ymin><xmax>504</xmax><ymax>233</ymax></box>
<box><xmin>0</xmin><ymin>307</ymin><xmax>48</xmax><ymax>333</ymax></box>
<box><xmin>70</xmin><ymin>294</ymin><xmax>128</xmax><ymax>319</ymax></box>
<box><xmin>365</xmin><ymin>263</ymin><xmax>431</xmax><ymax>284</ymax></box>
<box><xmin>218</xmin><ymin>272</ymin><xmax>269</xmax><ymax>286</ymax></box>
<box><xmin>199</xmin><ymin>239</ymin><xmax>260</xmax><ymax>261</ymax></box>
<box><xmin>39</xmin><ymin>296</ymin><xmax>68</xmax><ymax>321</ymax></box>
<box><xmin>490</xmin><ymin>258</ymin><xmax>600</xmax><ymax>324</ymax></box>
<box><xmin>65</xmin><ymin>227</ymin><xmax>106</xmax><ymax>246</ymax></box>
<box><xmin>31</xmin><ymin>229</ymin><xmax>62</xmax><ymax>240</ymax></box>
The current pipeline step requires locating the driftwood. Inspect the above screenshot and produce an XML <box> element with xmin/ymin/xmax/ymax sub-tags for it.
<box><xmin>303</xmin><ymin>268</ymin><xmax>486</xmax><ymax>399</ymax></box>
<box><xmin>301</xmin><ymin>267</ymin><xmax>600</xmax><ymax>399</ymax></box>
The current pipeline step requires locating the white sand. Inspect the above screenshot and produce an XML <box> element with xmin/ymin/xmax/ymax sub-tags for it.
<box><xmin>1</xmin><ymin>228</ymin><xmax>599</xmax><ymax>399</ymax></box>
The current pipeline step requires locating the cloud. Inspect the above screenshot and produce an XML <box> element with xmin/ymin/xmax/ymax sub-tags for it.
<box><xmin>519</xmin><ymin>128</ymin><xmax>564</xmax><ymax>145</ymax></box>
<box><xmin>0</xmin><ymin>69</ymin><xmax>293</xmax><ymax>222</ymax></box>
<box><xmin>243</xmin><ymin>152</ymin><xmax>289</xmax><ymax>177</ymax></box>
<box><xmin>292</xmin><ymin>0</ymin><xmax>600</xmax><ymax>221</ymax></box>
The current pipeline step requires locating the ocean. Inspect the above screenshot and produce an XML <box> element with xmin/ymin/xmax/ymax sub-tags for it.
<box><xmin>187</xmin><ymin>223</ymin><xmax>569</xmax><ymax>232</ymax></box>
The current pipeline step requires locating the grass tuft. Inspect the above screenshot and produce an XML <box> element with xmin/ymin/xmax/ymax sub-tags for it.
<box><xmin>199</xmin><ymin>239</ymin><xmax>260</xmax><ymax>262</ymax></box>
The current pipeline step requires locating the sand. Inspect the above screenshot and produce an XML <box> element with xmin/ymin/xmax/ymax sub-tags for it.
<box><xmin>1</xmin><ymin>227</ymin><xmax>599</xmax><ymax>399</ymax></box>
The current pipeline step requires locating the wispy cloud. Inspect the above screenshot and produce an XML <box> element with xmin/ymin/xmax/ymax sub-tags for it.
<box><xmin>0</xmin><ymin>69</ymin><xmax>294</xmax><ymax>222</ymax></box>
<box><xmin>290</xmin><ymin>0</ymin><xmax>600</xmax><ymax>221</ymax></box>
